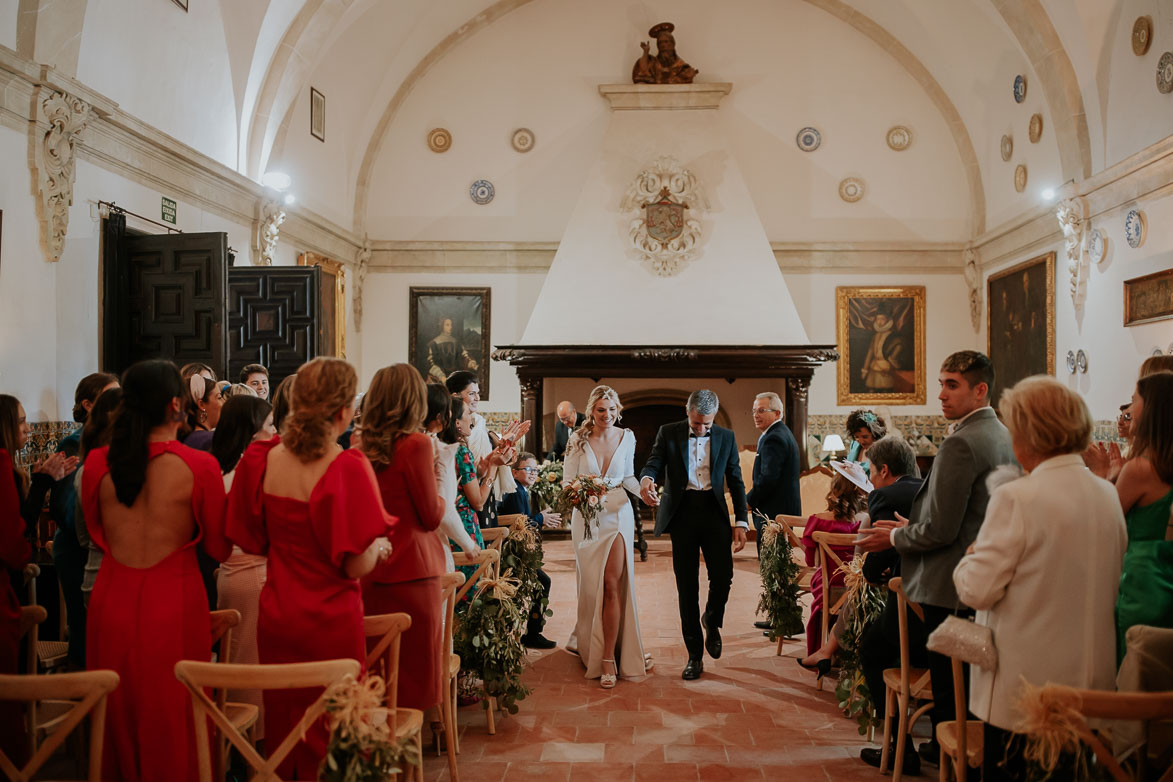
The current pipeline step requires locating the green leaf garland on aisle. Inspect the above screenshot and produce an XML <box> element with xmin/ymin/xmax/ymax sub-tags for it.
<box><xmin>453</xmin><ymin>569</ymin><xmax>531</xmax><ymax>714</ymax></box>
<box><xmin>499</xmin><ymin>517</ymin><xmax>552</xmax><ymax>627</ymax></box>
<box><xmin>319</xmin><ymin>674</ymin><xmax>422</xmax><ymax>782</ymax></box>
<box><xmin>833</xmin><ymin>554</ymin><xmax>887</xmax><ymax>735</ymax></box>
<box><xmin>756</xmin><ymin>517</ymin><xmax>805</xmax><ymax>640</ymax></box>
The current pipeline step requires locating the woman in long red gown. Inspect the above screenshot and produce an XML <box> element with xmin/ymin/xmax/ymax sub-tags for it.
<box><xmin>0</xmin><ymin>446</ymin><xmax>32</xmax><ymax>765</ymax></box>
<box><xmin>800</xmin><ymin>471</ymin><xmax>867</xmax><ymax>655</ymax></box>
<box><xmin>359</xmin><ymin>365</ymin><xmax>446</xmax><ymax>726</ymax></box>
<box><xmin>228</xmin><ymin>357</ymin><xmax>393</xmax><ymax>780</ymax></box>
<box><xmin>82</xmin><ymin>360</ymin><xmax>232</xmax><ymax>782</ymax></box>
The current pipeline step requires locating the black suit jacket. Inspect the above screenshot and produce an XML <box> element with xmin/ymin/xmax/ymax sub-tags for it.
<box><xmin>497</xmin><ymin>483</ymin><xmax>543</xmax><ymax>530</ymax></box>
<box><xmin>745</xmin><ymin>420</ymin><xmax>801</xmax><ymax>521</ymax></box>
<box><xmin>639</xmin><ymin>420</ymin><xmax>748</xmax><ymax>536</ymax></box>
<box><xmin>862</xmin><ymin>475</ymin><xmax>923</xmax><ymax>586</ymax></box>
<box><xmin>547</xmin><ymin>413</ymin><xmax>585</xmax><ymax>461</ymax></box>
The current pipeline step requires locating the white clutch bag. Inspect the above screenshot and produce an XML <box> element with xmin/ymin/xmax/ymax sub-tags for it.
<box><xmin>926</xmin><ymin>614</ymin><xmax>997</xmax><ymax>670</ymax></box>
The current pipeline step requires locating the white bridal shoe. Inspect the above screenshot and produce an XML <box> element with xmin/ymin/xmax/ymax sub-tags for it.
<box><xmin>601</xmin><ymin>659</ymin><xmax>618</xmax><ymax>689</ymax></box>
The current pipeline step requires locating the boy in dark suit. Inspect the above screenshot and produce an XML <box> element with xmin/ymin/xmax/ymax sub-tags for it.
<box><xmin>497</xmin><ymin>452</ymin><xmax>560</xmax><ymax>649</ymax></box>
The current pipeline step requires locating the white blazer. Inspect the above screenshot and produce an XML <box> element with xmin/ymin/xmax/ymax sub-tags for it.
<box><xmin>953</xmin><ymin>454</ymin><xmax>1127</xmax><ymax>730</ymax></box>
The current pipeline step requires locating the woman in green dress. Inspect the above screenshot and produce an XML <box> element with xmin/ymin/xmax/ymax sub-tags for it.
<box><xmin>1115</xmin><ymin>370</ymin><xmax>1173</xmax><ymax>662</ymax></box>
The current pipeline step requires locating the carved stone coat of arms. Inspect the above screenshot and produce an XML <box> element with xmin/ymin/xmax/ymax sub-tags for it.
<box><xmin>620</xmin><ymin>156</ymin><xmax>706</xmax><ymax>276</ymax></box>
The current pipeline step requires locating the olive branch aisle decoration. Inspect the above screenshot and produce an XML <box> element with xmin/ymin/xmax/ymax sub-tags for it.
<box><xmin>319</xmin><ymin>674</ymin><xmax>421</xmax><ymax>782</ymax></box>
<box><xmin>500</xmin><ymin>517</ymin><xmax>551</xmax><ymax>628</ymax></box>
<box><xmin>453</xmin><ymin>569</ymin><xmax>531</xmax><ymax>714</ymax></box>
<box><xmin>833</xmin><ymin>554</ymin><xmax>887</xmax><ymax>735</ymax></box>
<box><xmin>756</xmin><ymin>516</ymin><xmax>805</xmax><ymax>640</ymax></box>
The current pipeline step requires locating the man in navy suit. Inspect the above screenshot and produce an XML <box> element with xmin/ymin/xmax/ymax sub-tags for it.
<box><xmin>640</xmin><ymin>390</ymin><xmax>748</xmax><ymax>680</ymax></box>
<box><xmin>746</xmin><ymin>392</ymin><xmax>801</xmax><ymax>554</ymax></box>
<box><xmin>497</xmin><ymin>452</ymin><xmax>561</xmax><ymax>649</ymax></box>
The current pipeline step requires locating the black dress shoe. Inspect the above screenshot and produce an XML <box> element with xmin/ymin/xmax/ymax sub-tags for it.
<box><xmin>681</xmin><ymin>658</ymin><xmax>703</xmax><ymax>680</ymax></box>
<box><xmin>521</xmin><ymin>633</ymin><xmax>557</xmax><ymax>650</ymax></box>
<box><xmin>918</xmin><ymin>740</ymin><xmax>940</xmax><ymax>766</ymax></box>
<box><xmin>753</xmin><ymin>620</ymin><xmax>771</xmax><ymax>629</ymax></box>
<box><xmin>860</xmin><ymin>742</ymin><xmax>920</xmax><ymax>775</ymax></box>
<box><xmin>701</xmin><ymin>614</ymin><xmax>722</xmax><ymax>659</ymax></box>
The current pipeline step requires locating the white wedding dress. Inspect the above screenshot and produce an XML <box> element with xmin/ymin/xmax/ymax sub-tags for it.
<box><xmin>563</xmin><ymin>429</ymin><xmax>646</xmax><ymax>679</ymax></box>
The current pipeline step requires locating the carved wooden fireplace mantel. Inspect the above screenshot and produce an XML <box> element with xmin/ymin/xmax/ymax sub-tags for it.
<box><xmin>491</xmin><ymin>344</ymin><xmax>838</xmax><ymax>469</ymax></box>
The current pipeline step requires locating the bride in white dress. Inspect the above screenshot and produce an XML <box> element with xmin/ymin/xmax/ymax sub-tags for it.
<box><xmin>563</xmin><ymin>386</ymin><xmax>648</xmax><ymax>687</ymax></box>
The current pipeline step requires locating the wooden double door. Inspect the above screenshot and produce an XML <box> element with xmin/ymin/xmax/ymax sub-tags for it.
<box><xmin>102</xmin><ymin>219</ymin><xmax>324</xmax><ymax>388</ymax></box>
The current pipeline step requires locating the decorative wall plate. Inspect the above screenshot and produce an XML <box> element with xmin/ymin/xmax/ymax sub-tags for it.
<box><xmin>1000</xmin><ymin>134</ymin><xmax>1013</xmax><ymax>162</ymax></box>
<box><xmin>886</xmin><ymin>125</ymin><xmax>912</xmax><ymax>151</ymax></box>
<box><xmin>1125</xmin><ymin>209</ymin><xmax>1146</xmax><ymax>248</ymax></box>
<box><xmin>1133</xmin><ymin>16</ymin><xmax>1152</xmax><ymax>56</ymax></box>
<box><xmin>1086</xmin><ymin>227</ymin><xmax>1106</xmax><ymax>264</ymax></box>
<box><xmin>1158</xmin><ymin>52</ymin><xmax>1173</xmax><ymax>94</ymax></box>
<box><xmin>796</xmin><ymin>127</ymin><xmax>821</xmax><ymax>152</ymax></box>
<box><xmin>511</xmin><ymin>127</ymin><xmax>535</xmax><ymax>153</ymax></box>
<box><xmin>469</xmin><ymin>179</ymin><xmax>495</xmax><ymax>205</ymax></box>
<box><xmin>1013</xmin><ymin>74</ymin><xmax>1027</xmax><ymax>103</ymax></box>
<box><xmin>427</xmin><ymin>127</ymin><xmax>451</xmax><ymax>153</ymax></box>
<box><xmin>1014</xmin><ymin>164</ymin><xmax>1027</xmax><ymax>193</ymax></box>
<box><xmin>1028</xmin><ymin>113</ymin><xmax>1043</xmax><ymax>143</ymax></box>
<box><xmin>838</xmin><ymin>177</ymin><xmax>865</xmax><ymax>203</ymax></box>
<box><xmin>1076</xmin><ymin>349</ymin><xmax>1088</xmax><ymax>373</ymax></box>
<box><xmin>1065</xmin><ymin>350</ymin><xmax>1076</xmax><ymax>374</ymax></box>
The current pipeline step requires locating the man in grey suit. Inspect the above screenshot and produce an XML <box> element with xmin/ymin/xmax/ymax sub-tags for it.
<box><xmin>859</xmin><ymin>350</ymin><xmax>1016</xmax><ymax>765</ymax></box>
<box><xmin>639</xmin><ymin>389</ymin><xmax>748</xmax><ymax>680</ymax></box>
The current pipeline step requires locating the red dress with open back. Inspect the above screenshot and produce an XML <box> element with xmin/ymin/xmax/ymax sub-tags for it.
<box><xmin>227</xmin><ymin>437</ymin><xmax>394</xmax><ymax>780</ymax></box>
<box><xmin>82</xmin><ymin>441</ymin><xmax>230</xmax><ymax>782</ymax></box>
<box><xmin>0</xmin><ymin>449</ymin><xmax>33</xmax><ymax>763</ymax></box>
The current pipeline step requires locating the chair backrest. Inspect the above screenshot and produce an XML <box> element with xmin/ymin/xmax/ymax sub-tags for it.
<box><xmin>451</xmin><ymin>549</ymin><xmax>500</xmax><ymax>603</ymax></box>
<box><xmin>18</xmin><ymin>606</ymin><xmax>47</xmax><ymax>677</ymax></box>
<box><xmin>438</xmin><ymin>571</ymin><xmax>467</xmax><ymax>698</ymax></box>
<box><xmin>799</xmin><ymin>466</ymin><xmax>833</xmax><ymax>517</ymax></box>
<box><xmin>362</xmin><ymin>612</ymin><xmax>412</xmax><ymax>721</ymax></box>
<box><xmin>175</xmin><ymin>658</ymin><xmax>361</xmax><ymax>782</ymax></box>
<box><xmin>495</xmin><ymin>514</ymin><xmax>527</xmax><ymax>530</ymax></box>
<box><xmin>813</xmin><ymin>531</ymin><xmax>859</xmax><ymax>643</ymax></box>
<box><xmin>0</xmin><ymin>670</ymin><xmax>120</xmax><ymax>782</ymax></box>
<box><xmin>209</xmin><ymin>609</ymin><xmax>241</xmax><ymax>649</ymax></box>
<box><xmin>888</xmin><ymin>577</ymin><xmax>927</xmax><ymax>698</ymax></box>
<box><xmin>775</xmin><ymin>514</ymin><xmax>806</xmax><ymax>550</ymax></box>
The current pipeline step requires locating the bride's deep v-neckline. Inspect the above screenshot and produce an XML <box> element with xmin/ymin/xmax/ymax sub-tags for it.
<box><xmin>586</xmin><ymin>430</ymin><xmax>624</xmax><ymax>477</ymax></box>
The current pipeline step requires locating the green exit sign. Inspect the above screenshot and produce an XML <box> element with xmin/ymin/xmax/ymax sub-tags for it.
<box><xmin>161</xmin><ymin>196</ymin><xmax>177</xmax><ymax>224</ymax></box>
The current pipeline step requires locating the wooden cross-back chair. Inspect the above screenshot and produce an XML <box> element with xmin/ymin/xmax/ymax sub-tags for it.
<box><xmin>451</xmin><ymin>549</ymin><xmax>500</xmax><ymax>604</ymax></box>
<box><xmin>362</xmin><ymin>612</ymin><xmax>423</xmax><ymax>782</ymax></box>
<box><xmin>881</xmin><ymin>577</ymin><xmax>934</xmax><ymax>782</ymax></box>
<box><xmin>208</xmin><ymin>609</ymin><xmax>260</xmax><ymax>777</ymax></box>
<box><xmin>937</xmin><ymin>655</ymin><xmax>983</xmax><ymax>782</ymax></box>
<box><xmin>813</xmin><ymin>531</ymin><xmax>858</xmax><ymax>652</ymax></box>
<box><xmin>1046</xmin><ymin>688</ymin><xmax>1173</xmax><ymax>782</ymax></box>
<box><xmin>437</xmin><ymin>571</ymin><xmax>466</xmax><ymax>781</ymax></box>
<box><xmin>0</xmin><ymin>670</ymin><xmax>119</xmax><ymax>782</ymax></box>
<box><xmin>799</xmin><ymin>465</ymin><xmax>834</xmax><ymax>517</ymax></box>
<box><xmin>175</xmin><ymin>658</ymin><xmax>360</xmax><ymax>782</ymax></box>
<box><xmin>773</xmin><ymin>514</ymin><xmax>815</xmax><ymax>656</ymax></box>
<box><xmin>17</xmin><ymin>606</ymin><xmax>46</xmax><ymax>761</ymax></box>
<box><xmin>22</xmin><ymin>565</ymin><xmax>68</xmax><ymax>674</ymax></box>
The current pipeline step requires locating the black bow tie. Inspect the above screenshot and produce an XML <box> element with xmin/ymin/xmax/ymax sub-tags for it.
<box><xmin>689</xmin><ymin>432</ymin><xmax>710</xmax><ymax>439</ymax></box>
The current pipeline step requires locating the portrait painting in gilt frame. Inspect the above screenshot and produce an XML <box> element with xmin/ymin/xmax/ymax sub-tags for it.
<box><xmin>1123</xmin><ymin>267</ymin><xmax>1173</xmax><ymax>327</ymax></box>
<box><xmin>297</xmin><ymin>252</ymin><xmax>345</xmax><ymax>359</ymax></box>
<box><xmin>836</xmin><ymin>286</ymin><xmax>926</xmax><ymax>405</ymax></box>
<box><xmin>409</xmin><ymin>287</ymin><xmax>491</xmax><ymax>400</ymax></box>
<box><xmin>986</xmin><ymin>251</ymin><xmax>1055</xmax><ymax>407</ymax></box>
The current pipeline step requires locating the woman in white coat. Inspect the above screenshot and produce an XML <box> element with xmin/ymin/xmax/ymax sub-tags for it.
<box><xmin>953</xmin><ymin>376</ymin><xmax>1127</xmax><ymax>780</ymax></box>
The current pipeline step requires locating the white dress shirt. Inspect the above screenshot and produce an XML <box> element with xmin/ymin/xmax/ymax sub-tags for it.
<box><xmin>686</xmin><ymin>434</ymin><xmax>712</xmax><ymax>491</ymax></box>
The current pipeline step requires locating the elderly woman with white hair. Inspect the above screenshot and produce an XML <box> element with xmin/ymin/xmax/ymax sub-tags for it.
<box><xmin>953</xmin><ymin>375</ymin><xmax>1127</xmax><ymax>779</ymax></box>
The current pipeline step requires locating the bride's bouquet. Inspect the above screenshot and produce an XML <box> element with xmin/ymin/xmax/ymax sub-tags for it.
<box><xmin>554</xmin><ymin>474</ymin><xmax>610</xmax><ymax>540</ymax></box>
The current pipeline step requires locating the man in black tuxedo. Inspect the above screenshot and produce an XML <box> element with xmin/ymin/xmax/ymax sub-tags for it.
<box><xmin>746</xmin><ymin>392</ymin><xmax>801</xmax><ymax>555</ymax></box>
<box><xmin>546</xmin><ymin>400</ymin><xmax>585</xmax><ymax>461</ymax></box>
<box><xmin>639</xmin><ymin>389</ymin><xmax>748</xmax><ymax>680</ymax></box>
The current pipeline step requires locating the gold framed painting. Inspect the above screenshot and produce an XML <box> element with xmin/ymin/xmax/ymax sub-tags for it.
<box><xmin>1123</xmin><ymin>267</ymin><xmax>1173</xmax><ymax>326</ymax></box>
<box><xmin>836</xmin><ymin>286</ymin><xmax>926</xmax><ymax>405</ymax></box>
<box><xmin>297</xmin><ymin>252</ymin><xmax>346</xmax><ymax>358</ymax></box>
<box><xmin>986</xmin><ymin>251</ymin><xmax>1055</xmax><ymax>406</ymax></box>
<box><xmin>409</xmin><ymin>286</ymin><xmax>491</xmax><ymax>400</ymax></box>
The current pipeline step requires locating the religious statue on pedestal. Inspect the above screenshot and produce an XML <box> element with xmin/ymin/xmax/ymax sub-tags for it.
<box><xmin>632</xmin><ymin>22</ymin><xmax>699</xmax><ymax>85</ymax></box>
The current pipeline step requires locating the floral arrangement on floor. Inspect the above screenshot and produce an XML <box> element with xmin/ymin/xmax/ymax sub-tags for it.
<box><xmin>500</xmin><ymin>517</ymin><xmax>551</xmax><ymax>628</ymax></box>
<box><xmin>554</xmin><ymin>474</ymin><xmax>610</xmax><ymax>539</ymax></box>
<box><xmin>833</xmin><ymin>554</ymin><xmax>887</xmax><ymax>735</ymax></box>
<box><xmin>529</xmin><ymin>459</ymin><xmax>563</xmax><ymax>520</ymax></box>
<box><xmin>453</xmin><ymin>570</ymin><xmax>531</xmax><ymax>714</ymax></box>
<box><xmin>319</xmin><ymin>674</ymin><xmax>421</xmax><ymax>782</ymax></box>
<box><xmin>755</xmin><ymin>515</ymin><xmax>805</xmax><ymax>640</ymax></box>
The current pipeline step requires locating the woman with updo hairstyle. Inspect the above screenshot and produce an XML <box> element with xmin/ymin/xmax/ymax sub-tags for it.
<box><xmin>424</xmin><ymin>383</ymin><xmax>479</xmax><ymax>570</ymax></box>
<box><xmin>360</xmin><ymin>364</ymin><xmax>447</xmax><ymax>719</ymax></box>
<box><xmin>800</xmin><ymin>470</ymin><xmax>867</xmax><ymax>656</ymax></box>
<box><xmin>955</xmin><ymin>376</ymin><xmax>1126</xmax><ymax>778</ymax></box>
<box><xmin>845</xmin><ymin>408</ymin><xmax>887</xmax><ymax>468</ymax></box>
<box><xmin>81</xmin><ymin>360</ymin><xmax>232</xmax><ymax>782</ymax></box>
<box><xmin>227</xmin><ymin>357</ymin><xmax>393</xmax><ymax>779</ymax></box>
<box><xmin>182</xmin><ymin>375</ymin><xmax>229</xmax><ymax>450</ymax></box>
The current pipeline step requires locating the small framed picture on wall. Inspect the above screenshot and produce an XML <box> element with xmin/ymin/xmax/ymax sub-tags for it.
<box><xmin>409</xmin><ymin>287</ymin><xmax>491</xmax><ymax>399</ymax></box>
<box><xmin>1124</xmin><ymin>267</ymin><xmax>1173</xmax><ymax>327</ymax></box>
<box><xmin>310</xmin><ymin>87</ymin><xmax>325</xmax><ymax>142</ymax></box>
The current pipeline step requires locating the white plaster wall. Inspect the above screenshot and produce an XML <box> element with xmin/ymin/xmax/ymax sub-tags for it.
<box><xmin>0</xmin><ymin>1</ymin><xmax>17</xmax><ymax>50</ymax></box>
<box><xmin>357</xmin><ymin>270</ymin><xmax>547</xmax><ymax>412</ymax></box>
<box><xmin>1103</xmin><ymin>0</ymin><xmax>1173</xmax><ymax>169</ymax></box>
<box><xmin>364</xmin><ymin>0</ymin><xmax>971</xmax><ymax>243</ymax></box>
<box><xmin>77</xmin><ymin>0</ymin><xmax>239</xmax><ymax>168</ymax></box>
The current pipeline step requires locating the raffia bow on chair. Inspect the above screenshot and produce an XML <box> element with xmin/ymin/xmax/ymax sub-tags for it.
<box><xmin>1015</xmin><ymin>680</ymin><xmax>1115</xmax><ymax>780</ymax></box>
<box><xmin>506</xmin><ymin>518</ymin><xmax>539</xmax><ymax>550</ymax></box>
<box><xmin>321</xmin><ymin>673</ymin><xmax>421</xmax><ymax>781</ymax></box>
<box><xmin>473</xmin><ymin>569</ymin><xmax>522</xmax><ymax>602</ymax></box>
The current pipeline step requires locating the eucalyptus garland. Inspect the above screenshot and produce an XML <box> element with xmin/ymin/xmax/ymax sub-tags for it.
<box><xmin>756</xmin><ymin>518</ymin><xmax>805</xmax><ymax>640</ymax></box>
<box><xmin>499</xmin><ymin>519</ymin><xmax>551</xmax><ymax>625</ymax></box>
<box><xmin>833</xmin><ymin>554</ymin><xmax>888</xmax><ymax>735</ymax></box>
<box><xmin>453</xmin><ymin>570</ymin><xmax>531</xmax><ymax>714</ymax></box>
<box><xmin>319</xmin><ymin>674</ymin><xmax>422</xmax><ymax>782</ymax></box>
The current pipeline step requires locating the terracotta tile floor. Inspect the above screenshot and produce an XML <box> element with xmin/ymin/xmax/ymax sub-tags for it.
<box><xmin>423</xmin><ymin>537</ymin><xmax>889</xmax><ymax>781</ymax></box>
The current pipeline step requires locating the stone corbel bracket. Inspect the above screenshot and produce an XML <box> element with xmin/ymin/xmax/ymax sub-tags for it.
<box><xmin>353</xmin><ymin>234</ymin><xmax>371</xmax><ymax>332</ymax></box>
<box><xmin>962</xmin><ymin>247</ymin><xmax>981</xmax><ymax>334</ymax></box>
<box><xmin>254</xmin><ymin>196</ymin><xmax>287</xmax><ymax>266</ymax></box>
<box><xmin>1055</xmin><ymin>196</ymin><xmax>1088</xmax><ymax>310</ymax></box>
<box><xmin>29</xmin><ymin>67</ymin><xmax>114</xmax><ymax>263</ymax></box>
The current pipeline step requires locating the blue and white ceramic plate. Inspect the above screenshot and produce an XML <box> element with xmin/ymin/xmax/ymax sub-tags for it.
<box><xmin>1124</xmin><ymin>209</ymin><xmax>1146</xmax><ymax>248</ymax></box>
<box><xmin>1086</xmin><ymin>227</ymin><xmax>1105</xmax><ymax>264</ymax></box>
<box><xmin>1158</xmin><ymin>52</ymin><xmax>1173</xmax><ymax>94</ymax></box>
<box><xmin>469</xmin><ymin>179</ymin><xmax>495</xmax><ymax>205</ymax></box>
<box><xmin>1013</xmin><ymin>74</ymin><xmax>1027</xmax><ymax>103</ymax></box>
<box><xmin>796</xmin><ymin>127</ymin><xmax>821</xmax><ymax>152</ymax></box>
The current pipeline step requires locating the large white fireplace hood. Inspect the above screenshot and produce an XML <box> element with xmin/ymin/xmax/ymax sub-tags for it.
<box><xmin>519</xmin><ymin>83</ymin><xmax>810</xmax><ymax>346</ymax></box>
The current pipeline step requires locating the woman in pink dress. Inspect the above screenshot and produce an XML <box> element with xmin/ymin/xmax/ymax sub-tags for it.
<box><xmin>800</xmin><ymin>471</ymin><xmax>867</xmax><ymax>655</ymax></box>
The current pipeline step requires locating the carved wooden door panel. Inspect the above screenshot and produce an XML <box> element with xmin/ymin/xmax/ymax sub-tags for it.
<box><xmin>104</xmin><ymin>229</ymin><xmax>230</xmax><ymax>376</ymax></box>
<box><xmin>226</xmin><ymin>267</ymin><xmax>320</xmax><ymax>390</ymax></box>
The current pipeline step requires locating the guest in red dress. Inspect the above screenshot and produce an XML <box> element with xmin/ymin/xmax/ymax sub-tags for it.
<box><xmin>359</xmin><ymin>365</ymin><xmax>446</xmax><ymax>728</ymax></box>
<box><xmin>228</xmin><ymin>357</ymin><xmax>393</xmax><ymax>780</ymax></box>
<box><xmin>0</xmin><ymin>445</ymin><xmax>32</xmax><ymax>765</ymax></box>
<box><xmin>81</xmin><ymin>360</ymin><xmax>232</xmax><ymax>782</ymax></box>
<box><xmin>801</xmin><ymin>471</ymin><xmax>867</xmax><ymax>655</ymax></box>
